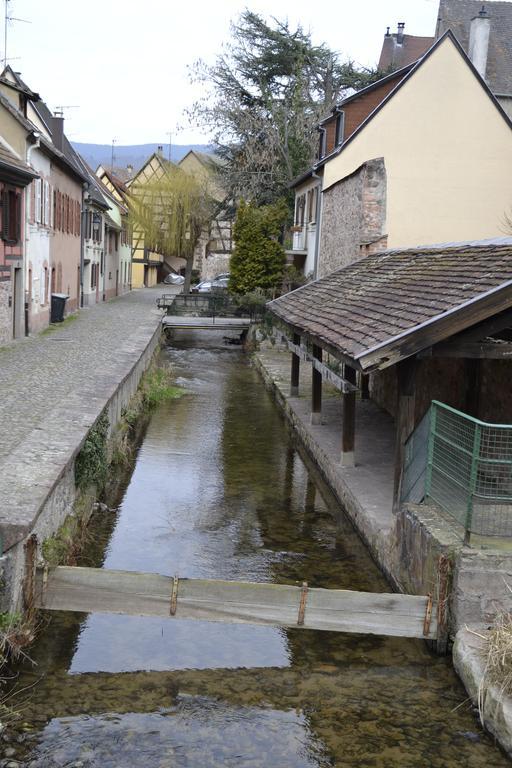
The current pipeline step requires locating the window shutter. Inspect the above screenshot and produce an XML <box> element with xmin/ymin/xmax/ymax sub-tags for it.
<box><xmin>44</xmin><ymin>181</ymin><xmax>49</xmax><ymax>226</ymax></box>
<box><xmin>30</xmin><ymin>181</ymin><xmax>35</xmax><ymax>224</ymax></box>
<box><xmin>35</xmin><ymin>178</ymin><xmax>41</xmax><ymax>224</ymax></box>
<box><xmin>1</xmin><ymin>187</ymin><xmax>9</xmax><ymax>240</ymax></box>
<box><xmin>16</xmin><ymin>192</ymin><xmax>21</xmax><ymax>242</ymax></box>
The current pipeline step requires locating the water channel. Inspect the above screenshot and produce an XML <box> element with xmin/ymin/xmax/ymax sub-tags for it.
<box><xmin>6</xmin><ymin>333</ymin><xmax>510</xmax><ymax>767</ymax></box>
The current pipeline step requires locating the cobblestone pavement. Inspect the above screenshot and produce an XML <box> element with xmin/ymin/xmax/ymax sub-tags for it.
<box><xmin>0</xmin><ymin>288</ymin><xmax>166</xmax><ymax>464</ymax></box>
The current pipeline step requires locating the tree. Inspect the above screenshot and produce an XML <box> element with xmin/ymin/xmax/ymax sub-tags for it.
<box><xmin>128</xmin><ymin>167</ymin><xmax>213</xmax><ymax>293</ymax></box>
<box><xmin>229</xmin><ymin>199</ymin><xmax>288</xmax><ymax>294</ymax></box>
<box><xmin>189</xmin><ymin>11</ymin><xmax>381</xmax><ymax>205</ymax></box>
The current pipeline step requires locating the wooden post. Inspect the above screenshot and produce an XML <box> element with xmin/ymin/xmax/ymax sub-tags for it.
<box><xmin>361</xmin><ymin>373</ymin><xmax>370</xmax><ymax>400</ymax></box>
<box><xmin>311</xmin><ymin>344</ymin><xmax>322</xmax><ymax>425</ymax></box>
<box><xmin>464</xmin><ymin>358</ymin><xmax>481</xmax><ymax>418</ymax></box>
<box><xmin>290</xmin><ymin>333</ymin><xmax>300</xmax><ymax>396</ymax></box>
<box><xmin>341</xmin><ymin>365</ymin><xmax>357</xmax><ymax>466</ymax></box>
<box><xmin>393</xmin><ymin>357</ymin><xmax>418</xmax><ymax>510</ymax></box>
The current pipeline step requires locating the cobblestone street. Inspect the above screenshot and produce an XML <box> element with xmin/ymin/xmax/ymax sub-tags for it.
<box><xmin>0</xmin><ymin>288</ymin><xmax>165</xmax><ymax>464</ymax></box>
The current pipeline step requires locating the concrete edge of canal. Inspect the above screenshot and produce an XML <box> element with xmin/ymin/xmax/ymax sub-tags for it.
<box><xmin>253</xmin><ymin>341</ymin><xmax>512</xmax><ymax>758</ymax></box>
<box><xmin>0</xmin><ymin>314</ymin><xmax>163</xmax><ymax>613</ymax></box>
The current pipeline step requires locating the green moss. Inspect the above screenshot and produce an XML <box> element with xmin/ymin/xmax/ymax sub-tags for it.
<box><xmin>40</xmin><ymin>313</ymin><xmax>79</xmax><ymax>336</ymax></box>
<box><xmin>75</xmin><ymin>411</ymin><xmax>109</xmax><ymax>491</ymax></box>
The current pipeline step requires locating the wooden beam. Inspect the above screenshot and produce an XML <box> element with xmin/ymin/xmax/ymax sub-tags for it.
<box><xmin>420</xmin><ymin>340</ymin><xmax>512</xmax><ymax>359</ymax></box>
<box><xmin>35</xmin><ymin>566</ymin><xmax>438</xmax><ymax>639</ymax></box>
<box><xmin>277</xmin><ymin>333</ymin><xmax>358</xmax><ymax>393</ymax></box>
<box><xmin>290</xmin><ymin>332</ymin><xmax>300</xmax><ymax>396</ymax></box>
<box><xmin>393</xmin><ymin>357</ymin><xmax>417</xmax><ymax>509</ymax></box>
<box><xmin>341</xmin><ymin>365</ymin><xmax>357</xmax><ymax>467</ymax></box>
<box><xmin>358</xmin><ymin>285</ymin><xmax>512</xmax><ymax>372</ymax></box>
<box><xmin>311</xmin><ymin>344</ymin><xmax>322</xmax><ymax>425</ymax></box>
<box><xmin>464</xmin><ymin>358</ymin><xmax>481</xmax><ymax>418</ymax></box>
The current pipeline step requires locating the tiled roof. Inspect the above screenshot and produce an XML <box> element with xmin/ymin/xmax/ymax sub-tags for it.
<box><xmin>437</xmin><ymin>0</ymin><xmax>512</xmax><ymax>94</ymax></box>
<box><xmin>0</xmin><ymin>144</ymin><xmax>37</xmax><ymax>181</ymax></box>
<box><xmin>268</xmin><ymin>243</ymin><xmax>512</xmax><ymax>370</ymax></box>
<box><xmin>378</xmin><ymin>34</ymin><xmax>434</xmax><ymax>70</ymax></box>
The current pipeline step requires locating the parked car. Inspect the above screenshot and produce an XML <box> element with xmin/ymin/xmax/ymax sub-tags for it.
<box><xmin>191</xmin><ymin>273</ymin><xmax>230</xmax><ymax>293</ymax></box>
<box><xmin>163</xmin><ymin>270</ymin><xmax>185</xmax><ymax>286</ymax></box>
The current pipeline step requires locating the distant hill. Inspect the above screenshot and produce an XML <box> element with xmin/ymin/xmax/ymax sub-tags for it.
<box><xmin>71</xmin><ymin>142</ymin><xmax>214</xmax><ymax>173</ymax></box>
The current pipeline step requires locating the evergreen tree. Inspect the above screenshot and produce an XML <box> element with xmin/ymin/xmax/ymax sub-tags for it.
<box><xmin>229</xmin><ymin>199</ymin><xmax>288</xmax><ymax>293</ymax></box>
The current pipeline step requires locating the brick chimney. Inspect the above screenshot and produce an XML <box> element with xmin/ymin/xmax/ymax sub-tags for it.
<box><xmin>51</xmin><ymin>114</ymin><xmax>64</xmax><ymax>151</ymax></box>
<box><xmin>397</xmin><ymin>22</ymin><xmax>405</xmax><ymax>45</ymax></box>
<box><xmin>469</xmin><ymin>5</ymin><xmax>490</xmax><ymax>79</ymax></box>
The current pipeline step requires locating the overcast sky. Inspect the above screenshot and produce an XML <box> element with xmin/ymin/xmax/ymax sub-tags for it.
<box><xmin>7</xmin><ymin>0</ymin><xmax>441</xmax><ymax>145</ymax></box>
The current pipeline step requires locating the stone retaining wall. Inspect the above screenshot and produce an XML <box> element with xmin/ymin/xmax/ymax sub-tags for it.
<box><xmin>0</xmin><ymin>318</ymin><xmax>162</xmax><ymax>612</ymax></box>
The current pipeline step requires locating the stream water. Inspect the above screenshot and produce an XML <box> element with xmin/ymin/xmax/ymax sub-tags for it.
<box><xmin>5</xmin><ymin>333</ymin><xmax>510</xmax><ymax>767</ymax></box>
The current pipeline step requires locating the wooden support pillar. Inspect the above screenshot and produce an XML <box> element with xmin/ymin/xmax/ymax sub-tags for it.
<box><xmin>360</xmin><ymin>372</ymin><xmax>370</xmax><ymax>400</ymax></box>
<box><xmin>341</xmin><ymin>365</ymin><xmax>357</xmax><ymax>466</ymax></box>
<box><xmin>464</xmin><ymin>358</ymin><xmax>481</xmax><ymax>418</ymax></box>
<box><xmin>311</xmin><ymin>344</ymin><xmax>322</xmax><ymax>425</ymax></box>
<box><xmin>290</xmin><ymin>333</ymin><xmax>301</xmax><ymax>396</ymax></box>
<box><xmin>393</xmin><ymin>357</ymin><xmax>418</xmax><ymax>510</ymax></box>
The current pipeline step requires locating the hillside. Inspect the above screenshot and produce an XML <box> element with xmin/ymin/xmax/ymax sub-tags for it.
<box><xmin>71</xmin><ymin>142</ymin><xmax>214</xmax><ymax>173</ymax></box>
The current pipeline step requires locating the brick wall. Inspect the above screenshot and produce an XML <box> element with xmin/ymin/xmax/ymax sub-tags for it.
<box><xmin>318</xmin><ymin>158</ymin><xmax>387</xmax><ymax>277</ymax></box>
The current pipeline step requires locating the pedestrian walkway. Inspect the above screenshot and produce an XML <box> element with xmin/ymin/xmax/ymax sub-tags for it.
<box><xmin>0</xmin><ymin>287</ymin><xmax>168</xmax><ymax>557</ymax></box>
<box><xmin>254</xmin><ymin>344</ymin><xmax>397</xmax><ymax>568</ymax></box>
<box><xmin>0</xmin><ymin>288</ymin><xmax>164</xmax><ymax>463</ymax></box>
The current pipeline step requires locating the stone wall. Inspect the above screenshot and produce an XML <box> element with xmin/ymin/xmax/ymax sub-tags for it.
<box><xmin>0</xmin><ymin>319</ymin><xmax>162</xmax><ymax>612</ymax></box>
<box><xmin>452</xmin><ymin>549</ymin><xmax>512</xmax><ymax>629</ymax></box>
<box><xmin>0</xmin><ymin>280</ymin><xmax>11</xmax><ymax>345</ymax></box>
<box><xmin>318</xmin><ymin>158</ymin><xmax>387</xmax><ymax>277</ymax></box>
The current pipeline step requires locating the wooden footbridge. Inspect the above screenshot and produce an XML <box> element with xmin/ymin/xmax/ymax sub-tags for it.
<box><xmin>34</xmin><ymin>566</ymin><xmax>442</xmax><ymax>642</ymax></box>
<box><xmin>157</xmin><ymin>293</ymin><xmax>262</xmax><ymax>333</ymax></box>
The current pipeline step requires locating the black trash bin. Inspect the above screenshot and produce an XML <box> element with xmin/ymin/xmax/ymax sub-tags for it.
<box><xmin>50</xmin><ymin>293</ymin><xmax>69</xmax><ymax>323</ymax></box>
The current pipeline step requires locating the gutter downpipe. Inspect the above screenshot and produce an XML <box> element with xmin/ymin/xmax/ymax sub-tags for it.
<box><xmin>80</xmin><ymin>183</ymin><xmax>89</xmax><ymax>308</ymax></box>
<box><xmin>25</xmin><ymin>131</ymin><xmax>41</xmax><ymax>336</ymax></box>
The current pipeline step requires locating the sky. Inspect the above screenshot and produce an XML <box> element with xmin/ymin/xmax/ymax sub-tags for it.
<box><xmin>5</xmin><ymin>0</ymin><xmax>441</xmax><ymax>146</ymax></box>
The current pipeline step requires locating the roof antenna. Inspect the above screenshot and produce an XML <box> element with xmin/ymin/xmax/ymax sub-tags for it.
<box><xmin>3</xmin><ymin>0</ymin><xmax>31</xmax><ymax>69</ymax></box>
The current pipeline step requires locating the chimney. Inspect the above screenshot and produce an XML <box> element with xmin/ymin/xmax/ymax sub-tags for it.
<box><xmin>397</xmin><ymin>22</ymin><xmax>405</xmax><ymax>45</ymax></box>
<box><xmin>157</xmin><ymin>145</ymin><xmax>164</xmax><ymax>157</ymax></box>
<box><xmin>127</xmin><ymin>163</ymin><xmax>133</xmax><ymax>177</ymax></box>
<box><xmin>469</xmin><ymin>5</ymin><xmax>490</xmax><ymax>79</ymax></box>
<box><xmin>385</xmin><ymin>26</ymin><xmax>390</xmax><ymax>37</ymax></box>
<box><xmin>51</xmin><ymin>114</ymin><xmax>64</xmax><ymax>151</ymax></box>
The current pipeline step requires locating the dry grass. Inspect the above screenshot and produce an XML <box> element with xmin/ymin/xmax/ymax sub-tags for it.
<box><xmin>473</xmin><ymin>611</ymin><xmax>512</xmax><ymax>723</ymax></box>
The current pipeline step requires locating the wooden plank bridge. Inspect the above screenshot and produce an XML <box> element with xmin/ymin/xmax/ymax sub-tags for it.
<box><xmin>34</xmin><ymin>566</ymin><xmax>439</xmax><ymax>641</ymax></box>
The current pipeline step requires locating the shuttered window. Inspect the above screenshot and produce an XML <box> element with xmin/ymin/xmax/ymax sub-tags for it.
<box><xmin>35</xmin><ymin>178</ymin><xmax>42</xmax><ymax>224</ymax></box>
<box><xmin>1</xmin><ymin>186</ymin><xmax>21</xmax><ymax>243</ymax></box>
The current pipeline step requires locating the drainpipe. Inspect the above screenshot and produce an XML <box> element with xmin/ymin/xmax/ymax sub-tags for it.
<box><xmin>80</xmin><ymin>183</ymin><xmax>89</xmax><ymax>308</ymax></box>
<box><xmin>25</xmin><ymin>131</ymin><xmax>41</xmax><ymax>336</ymax></box>
<box><xmin>311</xmin><ymin>171</ymin><xmax>323</xmax><ymax>280</ymax></box>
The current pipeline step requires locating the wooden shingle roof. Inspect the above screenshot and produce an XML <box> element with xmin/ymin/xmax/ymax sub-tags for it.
<box><xmin>268</xmin><ymin>243</ymin><xmax>512</xmax><ymax>371</ymax></box>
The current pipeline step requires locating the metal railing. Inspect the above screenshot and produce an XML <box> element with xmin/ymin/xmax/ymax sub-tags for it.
<box><xmin>156</xmin><ymin>293</ymin><xmax>265</xmax><ymax>321</ymax></box>
<box><xmin>402</xmin><ymin>401</ymin><xmax>512</xmax><ymax>542</ymax></box>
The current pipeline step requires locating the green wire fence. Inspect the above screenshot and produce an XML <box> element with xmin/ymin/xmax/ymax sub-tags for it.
<box><xmin>402</xmin><ymin>401</ymin><xmax>512</xmax><ymax>543</ymax></box>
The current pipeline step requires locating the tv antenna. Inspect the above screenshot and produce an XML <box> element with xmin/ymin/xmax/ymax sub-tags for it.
<box><xmin>3</xmin><ymin>0</ymin><xmax>31</xmax><ymax>69</ymax></box>
<box><xmin>111</xmin><ymin>137</ymin><xmax>117</xmax><ymax>171</ymax></box>
<box><xmin>54</xmin><ymin>105</ymin><xmax>79</xmax><ymax>117</ymax></box>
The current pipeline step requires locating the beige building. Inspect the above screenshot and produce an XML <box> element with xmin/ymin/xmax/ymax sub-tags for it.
<box><xmin>125</xmin><ymin>150</ymin><xmax>171</xmax><ymax>288</ymax></box>
<box><xmin>178</xmin><ymin>150</ymin><xmax>232</xmax><ymax>280</ymax></box>
<box><xmin>317</xmin><ymin>32</ymin><xmax>512</xmax><ymax>276</ymax></box>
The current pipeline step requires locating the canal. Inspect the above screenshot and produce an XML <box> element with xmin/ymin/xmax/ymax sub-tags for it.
<box><xmin>6</xmin><ymin>333</ymin><xmax>510</xmax><ymax>767</ymax></box>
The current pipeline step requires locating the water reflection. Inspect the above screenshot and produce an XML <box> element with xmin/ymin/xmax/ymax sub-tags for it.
<box><xmin>8</xmin><ymin>332</ymin><xmax>510</xmax><ymax>767</ymax></box>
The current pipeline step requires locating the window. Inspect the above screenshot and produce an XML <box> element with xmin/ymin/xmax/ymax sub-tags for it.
<box><xmin>1</xmin><ymin>186</ymin><xmax>21</xmax><ymax>243</ymax></box>
<box><xmin>90</xmin><ymin>262</ymin><xmax>97</xmax><ymax>289</ymax></box>
<box><xmin>294</xmin><ymin>194</ymin><xmax>306</xmax><ymax>226</ymax></box>
<box><xmin>308</xmin><ymin>188</ymin><xmax>317</xmax><ymax>224</ymax></box>
<box><xmin>335</xmin><ymin>111</ymin><xmax>345</xmax><ymax>148</ymax></box>
<box><xmin>318</xmin><ymin>129</ymin><xmax>326</xmax><ymax>160</ymax></box>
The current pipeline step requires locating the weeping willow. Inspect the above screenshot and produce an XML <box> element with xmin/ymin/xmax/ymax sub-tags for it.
<box><xmin>128</xmin><ymin>166</ymin><xmax>213</xmax><ymax>290</ymax></box>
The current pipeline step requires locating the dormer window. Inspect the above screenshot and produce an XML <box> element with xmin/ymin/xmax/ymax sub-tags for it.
<box><xmin>335</xmin><ymin>111</ymin><xmax>345</xmax><ymax>147</ymax></box>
